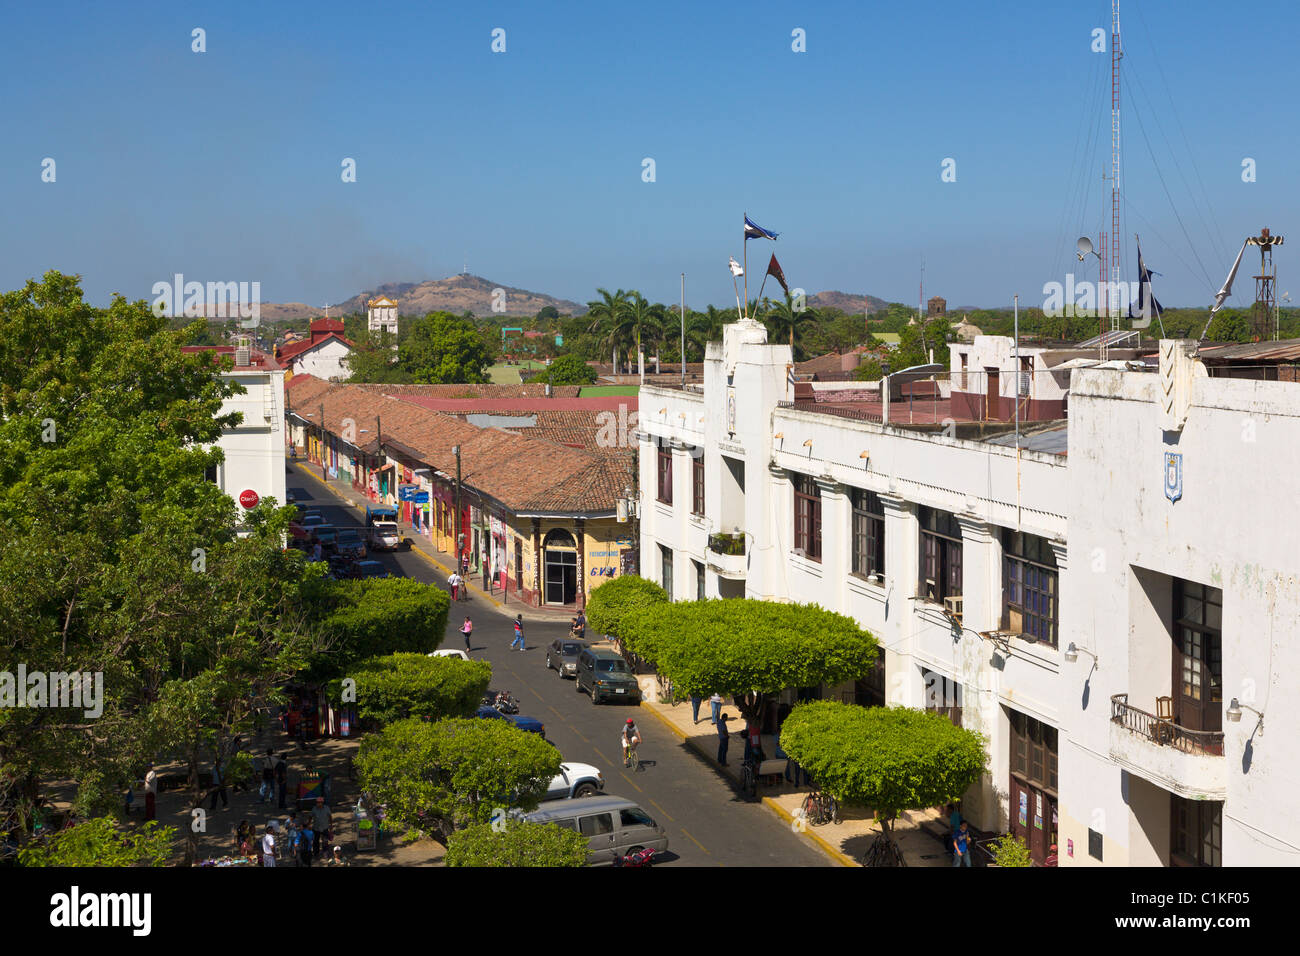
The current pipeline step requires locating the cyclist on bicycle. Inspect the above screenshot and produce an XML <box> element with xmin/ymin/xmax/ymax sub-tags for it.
<box><xmin>621</xmin><ymin>718</ymin><xmax>641</xmax><ymax>766</ymax></box>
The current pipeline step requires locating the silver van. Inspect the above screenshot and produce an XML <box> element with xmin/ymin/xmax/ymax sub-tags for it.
<box><xmin>519</xmin><ymin>795</ymin><xmax>668</xmax><ymax>864</ymax></box>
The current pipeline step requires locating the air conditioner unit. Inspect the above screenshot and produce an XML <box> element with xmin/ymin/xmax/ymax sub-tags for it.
<box><xmin>943</xmin><ymin>595</ymin><xmax>964</xmax><ymax>622</ymax></box>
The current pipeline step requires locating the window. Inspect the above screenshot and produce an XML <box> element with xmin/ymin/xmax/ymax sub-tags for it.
<box><xmin>918</xmin><ymin>506</ymin><xmax>962</xmax><ymax>602</ymax></box>
<box><xmin>204</xmin><ymin>462</ymin><xmax>221</xmax><ymax>488</ymax></box>
<box><xmin>578</xmin><ymin>813</ymin><xmax>613</xmax><ymax>837</ymax></box>
<box><xmin>656</xmin><ymin>442</ymin><xmax>673</xmax><ymax>504</ymax></box>
<box><xmin>793</xmin><ymin>475</ymin><xmax>822</xmax><ymax>561</ymax></box>
<box><xmin>1009</xmin><ymin>711</ymin><xmax>1058</xmax><ymax>793</ymax></box>
<box><xmin>850</xmin><ymin>489</ymin><xmax>886</xmax><ymax>580</ymax></box>
<box><xmin>1171</xmin><ymin>796</ymin><xmax>1222</xmax><ymax>867</ymax></box>
<box><xmin>694</xmin><ymin>560</ymin><xmax>705</xmax><ymax>601</ymax></box>
<box><xmin>659</xmin><ymin>544</ymin><xmax>673</xmax><ymax>597</ymax></box>
<box><xmin>691</xmin><ymin>451</ymin><xmax>705</xmax><ymax>515</ymax></box>
<box><xmin>620</xmin><ymin>808</ymin><xmax>656</xmax><ymax>828</ymax></box>
<box><xmin>855</xmin><ymin>656</ymin><xmax>887</xmax><ymax>708</ymax></box>
<box><xmin>1002</xmin><ymin>530</ymin><xmax>1059</xmax><ymax>647</ymax></box>
<box><xmin>923</xmin><ymin>670</ymin><xmax>962</xmax><ymax>727</ymax></box>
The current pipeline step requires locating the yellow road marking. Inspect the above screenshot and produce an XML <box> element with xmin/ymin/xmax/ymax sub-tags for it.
<box><xmin>647</xmin><ymin>798</ymin><xmax>674</xmax><ymax>823</ymax></box>
<box><xmin>593</xmin><ymin>746</ymin><xmax>611</xmax><ymax>764</ymax></box>
<box><xmin>548</xmin><ymin>705</ymin><xmax>563</xmax><ymax>720</ymax></box>
<box><xmin>680</xmin><ymin>828</ymin><xmax>710</xmax><ymax>855</ymax></box>
<box><xmin>619</xmin><ymin>775</ymin><xmax>643</xmax><ymax>794</ymax></box>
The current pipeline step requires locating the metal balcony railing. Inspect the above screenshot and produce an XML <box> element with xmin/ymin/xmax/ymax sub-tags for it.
<box><xmin>1110</xmin><ymin>694</ymin><xmax>1224</xmax><ymax>756</ymax></box>
<box><xmin>707</xmin><ymin>533</ymin><xmax>746</xmax><ymax>556</ymax></box>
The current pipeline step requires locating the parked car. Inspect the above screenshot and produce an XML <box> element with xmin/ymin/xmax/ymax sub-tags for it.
<box><xmin>546</xmin><ymin>639</ymin><xmax>588</xmax><ymax>678</ymax></box>
<box><xmin>543</xmin><ymin>762</ymin><xmax>605</xmax><ymax>801</ymax></box>
<box><xmin>354</xmin><ymin>559</ymin><xmax>392</xmax><ymax>579</ymax></box>
<box><xmin>312</xmin><ymin>526</ymin><xmax>339</xmax><ymax>554</ymax></box>
<box><xmin>474</xmin><ymin>706</ymin><xmax>545</xmax><ymax>739</ymax></box>
<box><xmin>575</xmin><ymin>648</ymin><xmax>641</xmax><ymax>705</ymax></box>
<box><xmin>336</xmin><ymin>528</ymin><xmax>366</xmax><ymax>560</ymax></box>
<box><xmin>428</xmin><ymin>648</ymin><xmax>470</xmax><ymax>660</ymax></box>
<box><xmin>300</xmin><ymin>513</ymin><xmax>327</xmax><ymax>529</ymax></box>
<box><xmin>367</xmin><ymin>521</ymin><xmax>402</xmax><ymax>551</ymax></box>
<box><xmin>516</xmin><ymin>796</ymin><xmax>668</xmax><ymax>865</ymax></box>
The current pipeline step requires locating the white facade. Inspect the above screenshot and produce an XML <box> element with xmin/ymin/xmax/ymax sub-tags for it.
<box><xmin>209</xmin><ymin>354</ymin><xmax>287</xmax><ymax>514</ymax></box>
<box><xmin>285</xmin><ymin>336</ymin><xmax>353</xmax><ymax>382</ymax></box>
<box><xmin>367</xmin><ymin>296</ymin><xmax>398</xmax><ymax>336</ymax></box>
<box><xmin>637</xmin><ymin>319</ymin><xmax>1300</xmax><ymax>866</ymax></box>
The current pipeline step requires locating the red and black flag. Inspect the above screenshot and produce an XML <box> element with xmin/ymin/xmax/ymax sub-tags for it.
<box><xmin>766</xmin><ymin>254</ymin><xmax>789</xmax><ymax>295</ymax></box>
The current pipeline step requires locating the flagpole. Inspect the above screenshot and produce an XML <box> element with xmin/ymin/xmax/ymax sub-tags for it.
<box><xmin>732</xmin><ymin>272</ymin><xmax>743</xmax><ymax>320</ymax></box>
<box><xmin>680</xmin><ymin>272</ymin><xmax>686</xmax><ymax>386</ymax></box>
<box><xmin>742</xmin><ymin>213</ymin><xmax>748</xmax><ymax>318</ymax></box>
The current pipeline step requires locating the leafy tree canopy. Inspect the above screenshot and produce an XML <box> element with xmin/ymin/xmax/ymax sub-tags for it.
<box><xmin>17</xmin><ymin>817</ymin><xmax>177</xmax><ymax>867</ymax></box>
<box><xmin>306</xmin><ymin>577</ymin><xmax>449</xmax><ymax>679</ymax></box>
<box><xmin>779</xmin><ymin>701</ymin><xmax>986</xmax><ymax>829</ymax></box>
<box><xmin>355</xmin><ymin>717</ymin><xmax>561</xmax><ymax>834</ymax></box>
<box><xmin>399</xmin><ymin>312</ymin><xmax>492</xmax><ymax>384</ymax></box>
<box><xmin>531</xmin><ymin>354</ymin><xmax>597</xmax><ymax>386</ymax></box>
<box><xmin>583</xmin><ymin>574</ymin><xmax>668</xmax><ymax>638</ymax></box>
<box><xmin>445</xmin><ymin>820</ymin><xmax>587</xmax><ymax>867</ymax></box>
<box><xmin>327</xmin><ymin>652</ymin><xmax>490</xmax><ymax>727</ymax></box>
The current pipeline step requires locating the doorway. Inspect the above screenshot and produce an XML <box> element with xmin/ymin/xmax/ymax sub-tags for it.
<box><xmin>543</xmin><ymin>528</ymin><xmax>578</xmax><ymax>605</ymax></box>
<box><xmin>1172</xmin><ymin>580</ymin><xmax>1223</xmax><ymax>741</ymax></box>
<box><xmin>984</xmin><ymin>368</ymin><xmax>1000</xmax><ymax>420</ymax></box>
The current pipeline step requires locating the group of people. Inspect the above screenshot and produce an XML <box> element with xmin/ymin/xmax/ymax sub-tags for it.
<box><xmin>249</xmin><ymin>797</ymin><xmax>342</xmax><ymax>867</ymax></box>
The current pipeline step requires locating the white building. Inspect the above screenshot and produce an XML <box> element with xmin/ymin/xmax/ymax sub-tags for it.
<box><xmin>367</xmin><ymin>295</ymin><xmax>399</xmax><ymax>336</ymax></box>
<box><xmin>183</xmin><ymin>342</ymin><xmax>287</xmax><ymax>514</ymax></box>
<box><xmin>636</xmin><ymin>319</ymin><xmax>1300</xmax><ymax>866</ymax></box>
<box><xmin>276</xmin><ymin>318</ymin><xmax>355</xmax><ymax>382</ymax></box>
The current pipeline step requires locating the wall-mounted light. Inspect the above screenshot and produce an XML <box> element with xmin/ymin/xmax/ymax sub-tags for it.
<box><xmin>1226</xmin><ymin>698</ymin><xmax>1264</xmax><ymax>735</ymax></box>
<box><xmin>774</xmin><ymin>432</ymin><xmax>784</xmax><ymax>440</ymax></box>
<box><xmin>1063</xmin><ymin>642</ymin><xmax>1099</xmax><ymax>666</ymax></box>
<box><xmin>802</xmin><ymin>439</ymin><xmax>813</xmax><ymax>448</ymax></box>
<box><xmin>659</xmin><ymin>407</ymin><xmax>668</xmax><ymax>415</ymax></box>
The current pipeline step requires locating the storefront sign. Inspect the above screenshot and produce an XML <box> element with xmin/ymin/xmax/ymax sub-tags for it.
<box><xmin>238</xmin><ymin>489</ymin><xmax>260</xmax><ymax>509</ymax></box>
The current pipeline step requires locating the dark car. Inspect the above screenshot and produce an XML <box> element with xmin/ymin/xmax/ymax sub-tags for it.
<box><xmin>355</xmin><ymin>559</ymin><xmax>392</xmax><ymax>579</ymax></box>
<box><xmin>546</xmin><ymin>639</ymin><xmax>588</xmax><ymax>679</ymax></box>
<box><xmin>300</xmin><ymin>513</ymin><xmax>326</xmax><ymax>529</ymax></box>
<box><xmin>474</xmin><ymin>706</ymin><xmax>545</xmax><ymax>739</ymax></box>
<box><xmin>336</xmin><ymin>528</ymin><xmax>366</xmax><ymax>560</ymax></box>
<box><xmin>575</xmin><ymin>648</ymin><xmax>641</xmax><ymax>705</ymax></box>
<box><xmin>313</xmin><ymin>526</ymin><xmax>339</xmax><ymax>554</ymax></box>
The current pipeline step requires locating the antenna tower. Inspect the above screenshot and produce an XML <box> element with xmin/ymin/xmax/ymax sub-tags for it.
<box><xmin>1099</xmin><ymin>1</ymin><xmax>1123</xmax><ymax>360</ymax></box>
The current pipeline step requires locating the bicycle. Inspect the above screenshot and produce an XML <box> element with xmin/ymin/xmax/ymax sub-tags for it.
<box><xmin>800</xmin><ymin>788</ymin><xmax>839</xmax><ymax>826</ymax></box>
<box><xmin>739</xmin><ymin>758</ymin><xmax>758</xmax><ymax>801</ymax></box>
<box><xmin>623</xmin><ymin>743</ymin><xmax>640</xmax><ymax>773</ymax></box>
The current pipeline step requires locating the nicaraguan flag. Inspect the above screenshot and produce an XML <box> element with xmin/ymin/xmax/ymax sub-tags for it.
<box><xmin>744</xmin><ymin>216</ymin><xmax>779</xmax><ymax>241</ymax></box>
<box><xmin>1127</xmin><ymin>241</ymin><xmax>1163</xmax><ymax>323</ymax></box>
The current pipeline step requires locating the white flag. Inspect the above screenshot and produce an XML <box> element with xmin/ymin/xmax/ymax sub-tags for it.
<box><xmin>1210</xmin><ymin>239</ymin><xmax>1248</xmax><ymax>316</ymax></box>
<box><xmin>728</xmin><ymin>256</ymin><xmax>744</xmax><ymax>277</ymax></box>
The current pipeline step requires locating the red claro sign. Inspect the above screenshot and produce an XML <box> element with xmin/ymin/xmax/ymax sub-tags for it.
<box><xmin>238</xmin><ymin>489</ymin><xmax>260</xmax><ymax>509</ymax></box>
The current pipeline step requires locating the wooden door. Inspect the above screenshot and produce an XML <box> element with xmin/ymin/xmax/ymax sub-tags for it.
<box><xmin>985</xmin><ymin>368</ymin><xmax>1000</xmax><ymax>420</ymax></box>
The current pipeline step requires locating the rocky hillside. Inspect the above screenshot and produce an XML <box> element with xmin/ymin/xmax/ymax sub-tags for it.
<box><xmin>806</xmin><ymin>290</ymin><xmax>890</xmax><ymax>315</ymax></box>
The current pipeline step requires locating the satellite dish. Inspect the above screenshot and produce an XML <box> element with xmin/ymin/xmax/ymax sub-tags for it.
<box><xmin>1075</xmin><ymin>237</ymin><xmax>1094</xmax><ymax>259</ymax></box>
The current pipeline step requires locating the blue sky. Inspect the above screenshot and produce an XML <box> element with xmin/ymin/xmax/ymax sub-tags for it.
<box><xmin>2</xmin><ymin>0</ymin><xmax>1296</xmax><ymax>312</ymax></box>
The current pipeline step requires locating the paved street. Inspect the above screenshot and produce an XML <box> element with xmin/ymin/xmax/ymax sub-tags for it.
<box><xmin>289</xmin><ymin>462</ymin><xmax>831</xmax><ymax>867</ymax></box>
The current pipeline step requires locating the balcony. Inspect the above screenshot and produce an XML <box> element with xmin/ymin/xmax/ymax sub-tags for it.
<box><xmin>1108</xmin><ymin>694</ymin><xmax>1225</xmax><ymax>800</ymax></box>
<box><xmin>707</xmin><ymin>532</ymin><xmax>747</xmax><ymax>579</ymax></box>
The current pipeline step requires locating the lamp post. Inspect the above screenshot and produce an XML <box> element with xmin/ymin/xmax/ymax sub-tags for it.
<box><xmin>452</xmin><ymin>445</ymin><xmax>462</xmax><ymax>574</ymax></box>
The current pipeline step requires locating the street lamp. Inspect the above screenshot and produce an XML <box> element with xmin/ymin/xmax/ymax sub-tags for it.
<box><xmin>1063</xmin><ymin>642</ymin><xmax>1098</xmax><ymax>665</ymax></box>
<box><xmin>1226</xmin><ymin>698</ymin><xmax>1264</xmax><ymax>736</ymax></box>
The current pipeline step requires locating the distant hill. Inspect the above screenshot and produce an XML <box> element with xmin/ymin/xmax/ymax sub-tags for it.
<box><xmin>248</xmin><ymin>274</ymin><xmax>586</xmax><ymax>322</ymax></box>
<box><xmin>806</xmin><ymin>290</ymin><xmax>890</xmax><ymax>315</ymax></box>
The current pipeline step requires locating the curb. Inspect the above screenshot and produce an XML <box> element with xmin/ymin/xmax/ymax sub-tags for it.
<box><xmin>638</xmin><ymin>702</ymin><xmax>857</xmax><ymax>868</ymax></box>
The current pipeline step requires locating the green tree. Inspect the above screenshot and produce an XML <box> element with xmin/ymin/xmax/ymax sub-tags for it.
<box><xmin>1204</xmin><ymin>310</ymin><xmax>1252</xmax><ymax>343</ymax></box>
<box><xmin>583</xmin><ymin>574</ymin><xmax>669</xmax><ymax>639</ymax></box>
<box><xmin>327</xmin><ymin>653</ymin><xmax>491</xmax><ymax>727</ymax></box>
<box><xmin>761</xmin><ymin>295</ymin><xmax>817</xmax><ymax>359</ymax></box>
<box><xmin>18</xmin><ymin>817</ymin><xmax>177</xmax><ymax>867</ymax></box>
<box><xmin>307</xmin><ymin>577</ymin><xmax>450</xmax><ymax>679</ymax></box>
<box><xmin>531</xmin><ymin>354</ymin><xmax>597</xmax><ymax>386</ymax></box>
<box><xmin>586</xmin><ymin>288</ymin><xmax>634</xmax><ymax>368</ymax></box>
<box><xmin>854</xmin><ymin>357</ymin><xmax>885</xmax><ymax>381</ymax></box>
<box><xmin>618</xmin><ymin>598</ymin><xmax>877</xmax><ymax>726</ymax></box>
<box><xmin>445</xmin><ymin>820</ymin><xmax>588</xmax><ymax>867</ymax></box>
<box><xmin>990</xmin><ymin>833</ymin><xmax>1033</xmax><ymax>867</ymax></box>
<box><xmin>343</xmin><ymin>328</ymin><xmax>411</xmax><ymax>383</ymax></box>
<box><xmin>355</xmin><ymin>718</ymin><xmax>561</xmax><ymax>836</ymax></box>
<box><xmin>399</xmin><ymin>312</ymin><xmax>492</xmax><ymax>384</ymax></box>
<box><xmin>780</xmin><ymin>701</ymin><xmax>987</xmax><ymax>865</ymax></box>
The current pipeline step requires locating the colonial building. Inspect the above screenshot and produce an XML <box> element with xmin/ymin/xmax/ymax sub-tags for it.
<box><xmin>182</xmin><ymin>341</ymin><xmax>286</xmax><ymax>515</ymax></box>
<box><xmin>636</xmin><ymin>318</ymin><xmax>1300</xmax><ymax>867</ymax></box>
<box><xmin>366</xmin><ymin>295</ymin><xmax>399</xmax><ymax>336</ymax></box>
<box><xmin>275</xmin><ymin>318</ymin><xmax>355</xmax><ymax>382</ymax></box>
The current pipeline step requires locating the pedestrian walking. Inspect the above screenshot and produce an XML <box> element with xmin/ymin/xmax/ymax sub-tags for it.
<box><xmin>448</xmin><ymin>570</ymin><xmax>462</xmax><ymax>602</ymax></box>
<box><xmin>298</xmin><ymin>819</ymin><xmax>315</xmax><ymax>866</ymax></box>
<box><xmin>311</xmin><ymin>797</ymin><xmax>331</xmax><ymax>860</ymax></box>
<box><xmin>275</xmin><ymin>754</ymin><xmax>288</xmax><ymax>810</ymax></box>
<box><xmin>208</xmin><ymin>759</ymin><xmax>228</xmax><ymax>810</ymax></box>
<box><xmin>460</xmin><ymin>615</ymin><xmax>473</xmax><ymax>652</ymax></box>
<box><xmin>510</xmin><ymin>614</ymin><xmax>525</xmax><ymax>651</ymax></box>
<box><xmin>690</xmin><ymin>694</ymin><xmax>702</xmax><ymax>724</ymax></box>
<box><xmin>717</xmin><ymin>714</ymin><xmax>731</xmax><ymax>765</ymax></box>
<box><xmin>144</xmin><ymin>764</ymin><xmax>157</xmax><ymax>821</ymax></box>
<box><xmin>709</xmin><ymin>692</ymin><xmax>723</xmax><ymax>726</ymax></box>
<box><xmin>259</xmin><ymin>747</ymin><xmax>275</xmax><ymax>803</ymax></box>
<box><xmin>952</xmin><ymin>820</ymin><xmax>972</xmax><ymax>868</ymax></box>
<box><xmin>261</xmin><ymin>826</ymin><xmax>276</xmax><ymax>868</ymax></box>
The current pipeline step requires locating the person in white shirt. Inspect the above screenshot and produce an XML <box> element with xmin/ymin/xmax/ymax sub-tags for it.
<box><xmin>448</xmin><ymin>571</ymin><xmax>463</xmax><ymax>601</ymax></box>
<box><xmin>144</xmin><ymin>764</ymin><xmax>158</xmax><ymax>821</ymax></box>
<box><xmin>261</xmin><ymin>827</ymin><xmax>276</xmax><ymax>867</ymax></box>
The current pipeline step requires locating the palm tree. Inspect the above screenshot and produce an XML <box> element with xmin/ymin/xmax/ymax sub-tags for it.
<box><xmin>763</xmin><ymin>295</ymin><xmax>817</xmax><ymax>361</ymax></box>
<box><xmin>684</xmin><ymin>306</ymin><xmax>725</xmax><ymax>361</ymax></box>
<box><xmin>623</xmin><ymin>292</ymin><xmax>664</xmax><ymax>373</ymax></box>
<box><xmin>586</xmin><ymin>288</ymin><xmax>633</xmax><ymax>370</ymax></box>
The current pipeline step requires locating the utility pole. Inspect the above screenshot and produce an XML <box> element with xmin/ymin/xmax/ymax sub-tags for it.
<box><xmin>453</xmin><ymin>445</ymin><xmax>463</xmax><ymax>575</ymax></box>
<box><xmin>319</xmin><ymin>402</ymin><xmax>326</xmax><ymax>482</ymax></box>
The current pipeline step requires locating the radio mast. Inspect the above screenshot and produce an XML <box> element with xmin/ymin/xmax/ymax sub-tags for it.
<box><xmin>1101</xmin><ymin>0</ymin><xmax>1123</xmax><ymax>360</ymax></box>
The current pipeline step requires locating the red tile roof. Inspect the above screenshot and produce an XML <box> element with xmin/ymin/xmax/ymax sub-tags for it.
<box><xmin>181</xmin><ymin>345</ymin><xmax>281</xmax><ymax>371</ymax></box>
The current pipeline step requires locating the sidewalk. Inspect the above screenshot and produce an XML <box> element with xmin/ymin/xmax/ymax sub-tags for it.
<box><xmin>638</xmin><ymin>694</ymin><xmax>952</xmax><ymax>868</ymax></box>
<box><xmin>290</xmin><ymin>459</ymin><xmax>578</xmax><ymax>625</ymax></box>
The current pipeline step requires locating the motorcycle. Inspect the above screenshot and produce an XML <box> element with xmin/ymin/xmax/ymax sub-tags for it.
<box><xmin>492</xmin><ymin>691</ymin><xmax>519</xmax><ymax>715</ymax></box>
<box><xmin>612</xmin><ymin>847</ymin><xmax>656</xmax><ymax>867</ymax></box>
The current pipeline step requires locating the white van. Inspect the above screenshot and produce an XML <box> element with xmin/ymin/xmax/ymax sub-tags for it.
<box><xmin>519</xmin><ymin>795</ymin><xmax>668</xmax><ymax>865</ymax></box>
